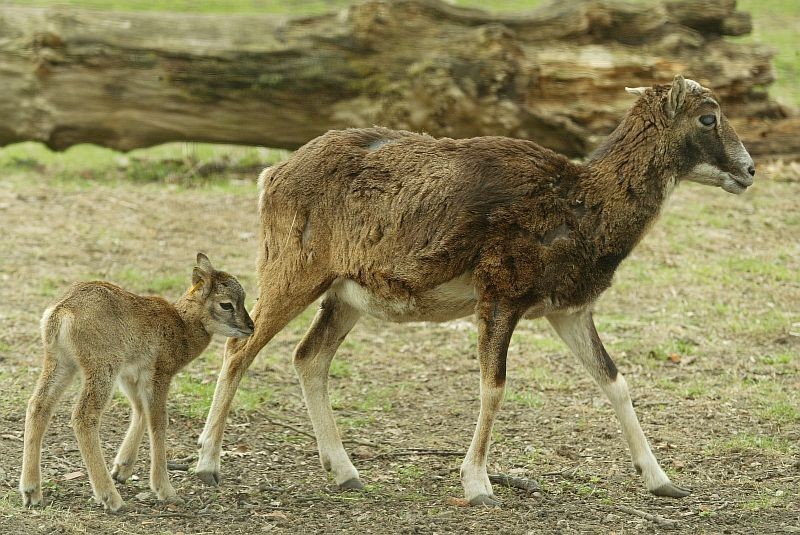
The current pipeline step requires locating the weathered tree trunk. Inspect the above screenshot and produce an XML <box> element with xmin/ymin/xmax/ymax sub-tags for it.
<box><xmin>0</xmin><ymin>0</ymin><xmax>795</xmax><ymax>157</ymax></box>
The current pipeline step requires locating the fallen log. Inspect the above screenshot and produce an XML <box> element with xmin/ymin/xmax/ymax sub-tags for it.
<box><xmin>0</xmin><ymin>0</ymin><xmax>795</xmax><ymax>157</ymax></box>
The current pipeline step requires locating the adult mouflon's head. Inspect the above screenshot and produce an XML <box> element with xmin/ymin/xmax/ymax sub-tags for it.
<box><xmin>626</xmin><ymin>75</ymin><xmax>755</xmax><ymax>194</ymax></box>
<box><xmin>190</xmin><ymin>252</ymin><xmax>254</xmax><ymax>338</ymax></box>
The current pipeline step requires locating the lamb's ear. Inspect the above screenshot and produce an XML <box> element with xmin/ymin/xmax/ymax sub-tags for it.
<box><xmin>625</xmin><ymin>86</ymin><xmax>647</xmax><ymax>96</ymax></box>
<box><xmin>665</xmin><ymin>74</ymin><xmax>686</xmax><ymax>119</ymax></box>
<box><xmin>191</xmin><ymin>252</ymin><xmax>213</xmax><ymax>298</ymax></box>
<box><xmin>196</xmin><ymin>252</ymin><xmax>214</xmax><ymax>273</ymax></box>
<box><xmin>191</xmin><ymin>266</ymin><xmax>212</xmax><ymax>298</ymax></box>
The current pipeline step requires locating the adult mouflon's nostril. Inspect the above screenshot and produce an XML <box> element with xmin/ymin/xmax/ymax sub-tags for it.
<box><xmin>748</xmin><ymin>165</ymin><xmax>755</xmax><ymax>177</ymax></box>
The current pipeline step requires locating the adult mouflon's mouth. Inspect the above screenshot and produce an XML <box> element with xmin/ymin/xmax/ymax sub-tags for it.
<box><xmin>722</xmin><ymin>173</ymin><xmax>752</xmax><ymax>194</ymax></box>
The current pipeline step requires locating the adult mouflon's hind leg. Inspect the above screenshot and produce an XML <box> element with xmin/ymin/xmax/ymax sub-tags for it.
<box><xmin>461</xmin><ymin>300</ymin><xmax>520</xmax><ymax>507</ymax></box>
<box><xmin>547</xmin><ymin>310</ymin><xmax>689</xmax><ymax>498</ymax></box>
<box><xmin>293</xmin><ymin>294</ymin><xmax>362</xmax><ymax>489</ymax></box>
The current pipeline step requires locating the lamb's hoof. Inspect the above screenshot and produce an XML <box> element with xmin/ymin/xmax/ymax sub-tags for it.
<box><xmin>106</xmin><ymin>502</ymin><xmax>127</xmax><ymax>515</ymax></box>
<box><xmin>196</xmin><ymin>469</ymin><xmax>220</xmax><ymax>487</ymax></box>
<box><xmin>161</xmin><ymin>494</ymin><xmax>185</xmax><ymax>506</ymax></box>
<box><xmin>469</xmin><ymin>494</ymin><xmax>501</xmax><ymax>507</ymax></box>
<box><xmin>651</xmin><ymin>483</ymin><xmax>691</xmax><ymax>498</ymax></box>
<box><xmin>101</xmin><ymin>495</ymin><xmax>127</xmax><ymax>514</ymax></box>
<box><xmin>111</xmin><ymin>464</ymin><xmax>132</xmax><ymax>484</ymax></box>
<box><xmin>20</xmin><ymin>486</ymin><xmax>43</xmax><ymax>508</ymax></box>
<box><xmin>338</xmin><ymin>478</ymin><xmax>364</xmax><ymax>490</ymax></box>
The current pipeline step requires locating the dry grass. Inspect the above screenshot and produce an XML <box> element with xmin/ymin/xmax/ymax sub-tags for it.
<box><xmin>0</xmin><ymin>157</ymin><xmax>798</xmax><ymax>533</ymax></box>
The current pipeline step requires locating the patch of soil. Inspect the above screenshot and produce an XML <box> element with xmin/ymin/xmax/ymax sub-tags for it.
<box><xmin>0</xmin><ymin>171</ymin><xmax>798</xmax><ymax>534</ymax></box>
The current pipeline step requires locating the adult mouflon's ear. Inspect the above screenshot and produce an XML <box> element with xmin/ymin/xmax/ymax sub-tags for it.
<box><xmin>665</xmin><ymin>74</ymin><xmax>686</xmax><ymax>119</ymax></box>
<box><xmin>625</xmin><ymin>86</ymin><xmax>647</xmax><ymax>97</ymax></box>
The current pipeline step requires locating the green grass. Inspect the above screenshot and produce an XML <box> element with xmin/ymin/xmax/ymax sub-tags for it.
<box><xmin>170</xmin><ymin>372</ymin><xmax>271</xmax><ymax>420</ymax></box>
<box><xmin>329</xmin><ymin>359</ymin><xmax>354</xmax><ymax>379</ymax></box>
<box><xmin>171</xmin><ymin>374</ymin><xmax>217</xmax><ymax>419</ymax></box>
<box><xmin>0</xmin><ymin>141</ymin><xmax>287</xmax><ymax>187</ymax></box>
<box><xmin>504</xmin><ymin>387</ymin><xmax>544</xmax><ymax>408</ymax></box>
<box><xmin>712</xmin><ymin>433</ymin><xmax>795</xmax><ymax>455</ymax></box>
<box><xmin>742</xmin><ymin>489</ymin><xmax>792</xmax><ymax>511</ymax></box>
<box><xmin>348</xmin><ymin>387</ymin><xmax>395</xmax><ymax>412</ymax></box>
<box><xmin>734</xmin><ymin>0</ymin><xmax>800</xmax><ymax>108</ymax></box>
<box><xmin>113</xmin><ymin>268</ymin><xmax>187</xmax><ymax>295</ymax></box>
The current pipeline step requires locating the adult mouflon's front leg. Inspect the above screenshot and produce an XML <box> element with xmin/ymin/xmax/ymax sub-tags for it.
<box><xmin>547</xmin><ymin>309</ymin><xmax>689</xmax><ymax>498</ymax></box>
<box><xmin>461</xmin><ymin>299</ymin><xmax>520</xmax><ymax>506</ymax></box>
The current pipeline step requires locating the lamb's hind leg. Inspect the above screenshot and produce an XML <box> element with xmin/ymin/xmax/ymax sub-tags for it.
<box><xmin>111</xmin><ymin>379</ymin><xmax>146</xmax><ymax>483</ymax></box>
<box><xmin>293</xmin><ymin>294</ymin><xmax>361</xmax><ymax>489</ymax></box>
<box><xmin>147</xmin><ymin>381</ymin><xmax>181</xmax><ymax>503</ymax></box>
<box><xmin>72</xmin><ymin>365</ymin><xmax>125</xmax><ymax>513</ymax></box>
<box><xmin>20</xmin><ymin>349</ymin><xmax>77</xmax><ymax>507</ymax></box>
<box><xmin>547</xmin><ymin>310</ymin><xmax>689</xmax><ymax>498</ymax></box>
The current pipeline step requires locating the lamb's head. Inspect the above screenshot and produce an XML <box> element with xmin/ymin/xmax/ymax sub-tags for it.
<box><xmin>626</xmin><ymin>75</ymin><xmax>755</xmax><ymax>194</ymax></box>
<box><xmin>191</xmin><ymin>252</ymin><xmax>254</xmax><ymax>338</ymax></box>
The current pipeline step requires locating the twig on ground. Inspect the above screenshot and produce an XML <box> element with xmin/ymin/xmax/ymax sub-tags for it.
<box><xmin>539</xmin><ymin>469</ymin><xmax>572</xmax><ymax>477</ymax></box>
<box><xmin>166</xmin><ymin>462</ymin><xmax>189</xmax><ymax>471</ymax></box>
<box><xmin>263</xmin><ymin>415</ymin><xmax>378</xmax><ymax>448</ymax></box>
<box><xmin>489</xmin><ymin>474</ymin><xmax>540</xmax><ymax>493</ymax></box>
<box><xmin>130</xmin><ymin>511</ymin><xmax>216</xmax><ymax>519</ymax></box>
<box><xmin>368</xmin><ymin>449</ymin><xmax>463</xmax><ymax>460</ymax></box>
<box><xmin>617</xmin><ymin>505</ymin><xmax>678</xmax><ymax>529</ymax></box>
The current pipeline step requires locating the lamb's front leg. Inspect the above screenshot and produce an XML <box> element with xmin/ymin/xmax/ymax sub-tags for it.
<box><xmin>461</xmin><ymin>300</ymin><xmax>520</xmax><ymax>506</ymax></box>
<box><xmin>547</xmin><ymin>310</ymin><xmax>689</xmax><ymax>497</ymax></box>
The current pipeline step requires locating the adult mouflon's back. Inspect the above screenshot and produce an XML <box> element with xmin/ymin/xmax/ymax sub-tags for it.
<box><xmin>196</xmin><ymin>75</ymin><xmax>754</xmax><ymax>506</ymax></box>
<box><xmin>256</xmin><ymin>76</ymin><xmax>753</xmax><ymax>312</ymax></box>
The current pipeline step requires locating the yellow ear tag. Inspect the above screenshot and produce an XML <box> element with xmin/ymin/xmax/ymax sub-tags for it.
<box><xmin>188</xmin><ymin>279</ymin><xmax>205</xmax><ymax>296</ymax></box>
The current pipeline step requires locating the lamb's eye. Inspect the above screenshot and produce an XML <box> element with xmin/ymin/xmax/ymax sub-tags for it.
<box><xmin>220</xmin><ymin>302</ymin><xmax>233</xmax><ymax>311</ymax></box>
<box><xmin>699</xmin><ymin>114</ymin><xmax>716</xmax><ymax>127</ymax></box>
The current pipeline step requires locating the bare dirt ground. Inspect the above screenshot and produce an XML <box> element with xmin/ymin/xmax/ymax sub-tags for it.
<box><xmin>0</xmin><ymin>161</ymin><xmax>798</xmax><ymax>534</ymax></box>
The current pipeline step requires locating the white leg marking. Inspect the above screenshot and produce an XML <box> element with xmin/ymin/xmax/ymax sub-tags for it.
<box><xmin>294</xmin><ymin>298</ymin><xmax>361</xmax><ymax>487</ymax></box>
<box><xmin>461</xmin><ymin>379</ymin><xmax>503</xmax><ymax>502</ymax></box>
<box><xmin>601</xmin><ymin>375</ymin><xmax>670</xmax><ymax>490</ymax></box>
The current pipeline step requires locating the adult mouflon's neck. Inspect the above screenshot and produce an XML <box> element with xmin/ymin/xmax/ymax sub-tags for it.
<box><xmin>581</xmin><ymin>106</ymin><xmax>678</xmax><ymax>262</ymax></box>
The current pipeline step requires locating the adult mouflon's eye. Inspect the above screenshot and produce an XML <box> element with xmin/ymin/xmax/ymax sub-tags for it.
<box><xmin>699</xmin><ymin>114</ymin><xmax>716</xmax><ymax>127</ymax></box>
<box><xmin>220</xmin><ymin>302</ymin><xmax>233</xmax><ymax>311</ymax></box>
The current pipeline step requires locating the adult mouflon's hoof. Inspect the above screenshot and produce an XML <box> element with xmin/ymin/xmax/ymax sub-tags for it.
<box><xmin>469</xmin><ymin>494</ymin><xmax>501</xmax><ymax>507</ymax></box>
<box><xmin>196</xmin><ymin>469</ymin><xmax>220</xmax><ymax>487</ymax></box>
<box><xmin>338</xmin><ymin>478</ymin><xmax>364</xmax><ymax>490</ymax></box>
<box><xmin>651</xmin><ymin>483</ymin><xmax>690</xmax><ymax>498</ymax></box>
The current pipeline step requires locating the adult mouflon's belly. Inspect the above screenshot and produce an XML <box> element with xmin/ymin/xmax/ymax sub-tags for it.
<box><xmin>331</xmin><ymin>273</ymin><xmax>477</xmax><ymax>323</ymax></box>
<box><xmin>330</xmin><ymin>270</ymin><xmax>595</xmax><ymax>323</ymax></box>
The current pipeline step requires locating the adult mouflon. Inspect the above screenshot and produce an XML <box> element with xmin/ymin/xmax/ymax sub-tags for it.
<box><xmin>20</xmin><ymin>253</ymin><xmax>254</xmax><ymax>512</ymax></box>
<box><xmin>195</xmin><ymin>75</ymin><xmax>754</xmax><ymax>506</ymax></box>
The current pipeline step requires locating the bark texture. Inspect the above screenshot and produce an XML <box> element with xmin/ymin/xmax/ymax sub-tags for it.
<box><xmin>0</xmin><ymin>0</ymin><xmax>795</xmax><ymax>157</ymax></box>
